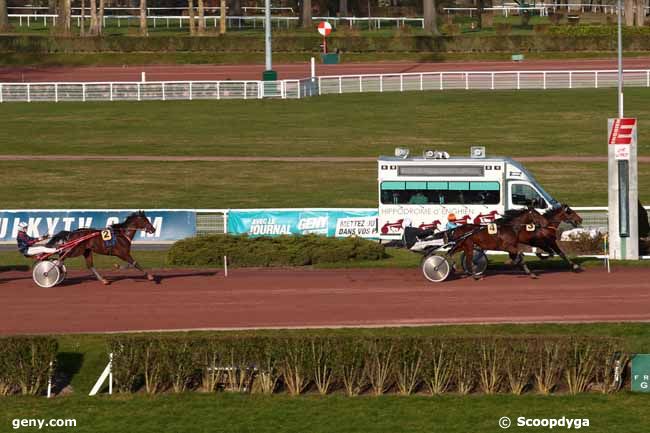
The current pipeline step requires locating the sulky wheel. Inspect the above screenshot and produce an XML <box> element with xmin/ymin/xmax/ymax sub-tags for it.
<box><xmin>421</xmin><ymin>254</ymin><xmax>451</xmax><ymax>283</ymax></box>
<box><xmin>32</xmin><ymin>260</ymin><xmax>62</xmax><ymax>288</ymax></box>
<box><xmin>460</xmin><ymin>248</ymin><xmax>489</xmax><ymax>276</ymax></box>
<box><xmin>56</xmin><ymin>264</ymin><xmax>67</xmax><ymax>285</ymax></box>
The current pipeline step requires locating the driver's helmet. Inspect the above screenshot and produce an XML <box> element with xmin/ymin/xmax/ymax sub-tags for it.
<box><xmin>447</xmin><ymin>213</ymin><xmax>457</xmax><ymax>222</ymax></box>
<box><xmin>18</xmin><ymin>222</ymin><xmax>28</xmax><ymax>231</ymax></box>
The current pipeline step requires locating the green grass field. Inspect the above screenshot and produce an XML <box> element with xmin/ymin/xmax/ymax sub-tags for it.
<box><xmin>2</xmin><ymin>323</ymin><xmax>650</xmax><ymax>433</ymax></box>
<box><xmin>2</xmin><ymin>89</ymin><xmax>649</xmax><ymax>158</ymax></box>
<box><xmin>0</xmin><ymin>160</ymin><xmax>647</xmax><ymax>208</ymax></box>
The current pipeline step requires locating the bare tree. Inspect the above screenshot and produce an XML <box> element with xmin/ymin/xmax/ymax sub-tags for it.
<box><xmin>635</xmin><ymin>0</ymin><xmax>645</xmax><ymax>26</ymax></box>
<box><xmin>80</xmin><ymin>0</ymin><xmax>85</xmax><ymax>36</ymax></box>
<box><xmin>229</xmin><ymin>0</ymin><xmax>241</xmax><ymax>16</ymax></box>
<box><xmin>339</xmin><ymin>0</ymin><xmax>348</xmax><ymax>16</ymax></box>
<box><xmin>97</xmin><ymin>0</ymin><xmax>104</xmax><ymax>35</ymax></box>
<box><xmin>624</xmin><ymin>0</ymin><xmax>635</xmax><ymax>25</ymax></box>
<box><xmin>188</xmin><ymin>0</ymin><xmax>196</xmax><ymax>35</ymax></box>
<box><xmin>301</xmin><ymin>0</ymin><xmax>312</xmax><ymax>28</ymax></box>
<box><xmin>57</xmin><ymin>0</ymin><xmax>71</xmax><ymax>34</ymax></box>
<box><xmin>140</xmin><ymin>0</ymin><xmax>148</xmax><ymax>35</ymax></box>
<box><xmin>423</xmin><ymin>0</ymin><xmax>438</xmax><ymax>34</ymax></box>
<box><xmin>0</xmin><ymin>0</ymin><xmax>9</xmax><ymax>31</ymax></box>
<box><xmin>89</xmin><ymin>0</ymin><xmax>98</xmax><ymax>35</ymax></box>
<box><xmin>197</xmin><ymin>0</ymin><xmax>205</xmax><ymax>34</ymax></box>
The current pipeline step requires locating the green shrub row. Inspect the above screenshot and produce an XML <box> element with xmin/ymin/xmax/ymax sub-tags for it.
<box><xmin>2</xmin><ymin>34</ymin><xmax>650</xmax><ymax>53</ymax></box>
<box><xmin>108</xmin><ymin>335</ymin><xmax>626</xmax><ymax>396</ymax></box>
<box><xmin>0</xmin><ymin>337</ymin><xmax>58</xmax><ymax>396</ymax></box>
<box><xmin>165</xmin><ymin>235</ymin><xmax>386</xmax><ymax>267</ymax></box>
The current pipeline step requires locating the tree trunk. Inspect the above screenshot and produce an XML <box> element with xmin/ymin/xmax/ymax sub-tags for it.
<box><xmin>229</xmin><ymin>0</ymin><xmax>241</xmax><ymax>16</ymax></box>
<box><xmin>0</xmin><ymin>0</ymin><xmax>9</xmax><ymax>31</ymax></box>
<box><xmin>140</xmin><ymin>0</ymin><xmax>148</xmax><ymax>36</ymax></box>
<box><xmin>301</xmin><ymin>0</ymin><xmax>312</xmax><ymax>28</ymax></box>
<box><xmin>89</xmin><ymin>0</ymin><xmax>98</xmax><ymax>35</ymax></box>
<box><xmin>635</xmin><ymin>0</ymin><xmax>645</xmax><ymax>26</ymax></box>
<box><xmin>57</xmin><ymin>0</ymin><xmax>71</xmax><ymax>34</ymax></box>
<box><xmin>197</xmin><ymin>0</ymin><xmax>205</xmax><ymax>34</ymax></box>
<box><xmin>624</xmin><ymin>0</ymin><xmax>635</xmax><ymax>25</ymax></box>
<box><xmin>188</xmin><ymin>0</ymin><xmax>196</xmax><ymax>35</ymax></box>
<box><xmin>80</xmin><ymin>0</ymin><xmax>85</xmax><ymax>36</ymax></box>
<box><xmin>339</xmin><ymin>0</ymin><xmax>348</xmax><ymax>16</ymax></box>
<box><xmin>97</xmin><ymin>0</ymin><xmax>104</xmax><ymax>35</ymax></box>
<box><xmin>423</xmin><ymin>0</ymin><xmax>438</xmax><ymax>34</ymax></box>
<box><xmin>220</xmin><ymin>0</ymin><xmax>226</xmax><ymax>33</ymax></box>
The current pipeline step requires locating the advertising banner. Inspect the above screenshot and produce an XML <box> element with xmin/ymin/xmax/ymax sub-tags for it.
<box><xmin>0</xmin><ymin>210</ymin><xmax>196</xmax><ymax>243</ymax></box>
<box><xmin>227</xmin><ymin>209</ymin><xmax>378</xmax><ymax>238</ymax></box>
<box><xmin>632</xmin><ymin>354</ymin><xmax>650</xmax><ymax>392</ymax></box>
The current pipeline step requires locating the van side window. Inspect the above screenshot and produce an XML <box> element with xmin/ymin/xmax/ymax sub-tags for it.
<box><xmin>381</xmin><ymin>181</ymin><xmax>500</xmax><ymax>205</ymax></box>
<box><xmin>511</xmin><ymin>184</ymin><xmax>547</xmax><ymax>208</ymax></box>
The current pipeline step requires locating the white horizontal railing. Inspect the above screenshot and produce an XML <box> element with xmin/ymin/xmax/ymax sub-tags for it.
<box><xmin>316</xmin><ymin>69</ymin><xmax>650</xmax><ymax>95</ymax></box>
<box><xmin>0</xmin><ymin>79</ymin><xmax>316</xmax><ymax>103</ymax></box>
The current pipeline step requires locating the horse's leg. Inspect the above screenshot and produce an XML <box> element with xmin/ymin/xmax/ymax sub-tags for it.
<box><xmin>548</xmin><ymin>239</ymin><xmax>581</xmax><ymax>272</ymax></box>
<box><xmin>463</xmin><ymin>241</ymin><xmax>481</xmax><ymax>280</ymax></box>
<box><xmin>118</xmin><ymin>252</ymin><xmax>155</xmax><ymax>281</ymax></box>
<box><xmin>510</xmin><ymin>248</ymin><xmax>537</xmax><ymax>279</ymax></box>
<box><xmin>85</xmin><ymin>250</ymin><xmax>110</xmax><ymax>285</ymax></box>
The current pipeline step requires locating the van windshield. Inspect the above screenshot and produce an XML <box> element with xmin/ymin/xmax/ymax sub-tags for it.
<box><xmin>381</xmin><ymin>181</ymin><xmax>500</xmax><ymax>205</ymax></box>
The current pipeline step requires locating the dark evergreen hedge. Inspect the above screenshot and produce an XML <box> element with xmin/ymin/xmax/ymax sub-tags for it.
<box><xmin>2</xmin><ymin>34</ymin><xmax>650</xmax><ymax>53</ymax></box>
<box><xmin>166</xmin><ymin>234</ymin><xmax>386</xmax><ymax>267</ymax></box>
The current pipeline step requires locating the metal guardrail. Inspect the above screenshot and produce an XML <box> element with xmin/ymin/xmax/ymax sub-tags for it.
<box><xmin>0</xmin><ymin>79</ymin><xmax>316</xmax><ymax>103</ymax></box>
<box><xmin>316</xmin><ymin>69</ymin><xmax>650</xmax><ymax>95</ymax></box>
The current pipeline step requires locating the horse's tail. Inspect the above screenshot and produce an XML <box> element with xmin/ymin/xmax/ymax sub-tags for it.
<box><xmin>45</xmin><ymin>231</ymin><xmax>73</xmax><ymax>248</ymax></box>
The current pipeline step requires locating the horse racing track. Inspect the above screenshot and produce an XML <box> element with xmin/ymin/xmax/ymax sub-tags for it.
<box><xmin>0</xmin><ymin>266</ymin><xmax>649</xmax><ymax>335</ymax></box>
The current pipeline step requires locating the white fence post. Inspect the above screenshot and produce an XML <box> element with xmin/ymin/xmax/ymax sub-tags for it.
<box><xmin>81</xmin><ymin>83</ymin><xmax>86</xmax><ymax>102</ymax></box>
<box><xmin>569</xmin><ymin>71</ymin><xmax>573</xmax><ymax>89</ymax></box>
<box><xmin>465</xmin><ymin>72</ymin><xmax>469</xmax><ymax>90</ymax></box>
<box><xmin>380</xmin><ymin>75</ymin><xmax>383</xmax><ymax>93</ymax></box>
<box><xmin>338</xmin><ymin>76</ymin><xmax>342</xmax><ymax>94</ymax></box>
<box><xmin>647</xmin><ymin>70</ymin><xmax>649</xmax><ymax>87</ymax></box>
<box><xmin>419</xmin><ymin>73</ymin><xmax>423</xmax><ymax>91</ymax></box>
<box><xmin>440</xmin><ymin>72</ymin><xmax>443</xmax><ymax>90</ymax></box>
<box><xmin>516</xmin><ymin>72</ymin><xmax>520</xmax><ymax>90</ymax></box>
<box><xmin>359</xmin><ymin>76</ymin><xmax>362</xmax><ymax>93</ymax></box>
<box><xmin>543</xmin><ymin>71</ymin><xmax>547</xmax><ymax>90</ymax></box>
<box><xmin>491</xmin><ymin>72</ymin><xmax>494</xmax><ymax>90</ymax></box>
<box><xmin>162</xmin><ymin>82</ymin><xmax>166</xmax><ymax>101</ymax></box>
<box><xmin>218</xmin><ymin>82</ymin><xmax>221</xmax><ymax>100</ymax></box>
<box><xmin>400</xmin><ymin>75</ymin><xmax>404</xmax><ymax>92</ymax></box>
<box><xmin>137</xmin><ymin>82</ymin><xmax>141</xmax><ymax>101</ymax></box>
<box><xmin>27</xmin><ymin>83</ymin><xmax>31</xmax><ymax>102</ymax></box>
<box><xmin>244</xmin><ymin>82</ymin><xmax>247</xmax><ymax>100</ymax></box>
<box><xmin>0</xmin><ymin>83</ymin><xmax>3</xmax><ymax>103</ymax></box>
<box><xmin>595</xmin><ymin>71</ymin><xmax>598</xmax><ymax>89</ymax></box>
<box><xmin>54</xmin><ymin>83</ymin><xmax>58</xmax><ymax>102</ymax></box>
<box><xmin>318</xmin><ymin>77</ymin><xmax>322</xmax><ymax>96</ymax></box>
<box><xmin>110</xmin><ymin>83</ymin><xmax>113</xmax><ymax>101</ymax></box>
<box><xmin>189</xmin><ymin>82</ymin><xmax>193</xmax><ymax>100</ymax></box>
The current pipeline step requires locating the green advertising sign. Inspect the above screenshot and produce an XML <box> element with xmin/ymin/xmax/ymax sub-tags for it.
<box><xmin>631</xmin><ymin>354</ymin><xmax>650</xmax><ymax>392</ymax></box>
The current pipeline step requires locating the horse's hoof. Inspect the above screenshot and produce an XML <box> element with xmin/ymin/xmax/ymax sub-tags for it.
<box><xmin>113</xmin><ymin>264</ymin><xmax>121</xmax><ymax>270</ymax></box>
<box><xmin>530</xmin><ymin>273</ymin><xmax>539</xmax><ymax>279</ymax></box>
<box><xmin>147</xmin><ymin>274</ymin><xmax>155</xmax><ymax>281</ymax></box>
<box><xmin>473</xmin><ymin>275</ymin><xmax>483</xmax><ymax>281</ymax></box>
<box><xmin>572</xmin><ymin>264</ymin><xmax>582</xmax><ymax>272</ymax></box>
<box><xmin>102</xmin><ymin>279</ymin><xmax>111</xmax><ymax>285</ymax></box>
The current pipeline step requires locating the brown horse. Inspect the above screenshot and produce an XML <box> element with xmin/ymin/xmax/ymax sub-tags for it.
<box><xmin>523</xmin><ymin>204</ymin><xmax>584</xmax><ymax>271</ymax></box>
<box><xmin>448</xmin><ymin>208</ymin><xmax>548</xmax><ymax>279</ymax></box>
<box><xmin>46</xmin><ymin>211</ymin><xmax>156</xmax><ymax>285</ymax></box>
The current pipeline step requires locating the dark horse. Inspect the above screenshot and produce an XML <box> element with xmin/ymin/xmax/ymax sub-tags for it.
<box><xmin>523</xmin><ymin>204</ymin><xmax>583</xmax><ymax>271</ymax></box>
<box><xmin>46</xmin><ymin>211</ymin><xmax>156</xmax><ymax>285</ymax></box>
<box><xmin>447</xmin><ymin>208</ymin><xmax>548</xmax><ymax>279</ymax></box>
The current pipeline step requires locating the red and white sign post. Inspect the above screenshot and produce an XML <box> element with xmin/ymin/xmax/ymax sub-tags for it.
<box><xmin>607</xmin><ymin>117</ymin><xmax>639</xmax><ymax>259</ymax></box>
<box><xmin>317</xmin><ymin>21</ymin><xmax>332</xmax><ymax>54</ymax></box>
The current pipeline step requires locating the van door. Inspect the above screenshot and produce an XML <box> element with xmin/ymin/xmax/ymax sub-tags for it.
<box><xmin>508</xmin><ymin>181</ymin><xmax>550</xmax><ymax>211</ymax></box>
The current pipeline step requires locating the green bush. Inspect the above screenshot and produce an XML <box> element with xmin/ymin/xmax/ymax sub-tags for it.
<box><xmin>106</xmin><ymin>335</ymin><xmax>626</xmax><ymax>396</ymax></box>
<box><xmin>495</xmin><ymin>23</ymin><xmax>512</xmax><ymax>36</ymax></box>
<box><xmin>0</xmin><ymin>337</ymin><xmax>57</xmax><ymax>396</ymax></box>
<box><xmin>165</xmin><ymin>234</ymin><xmax>386</xmax><ymax>268</ymax></box>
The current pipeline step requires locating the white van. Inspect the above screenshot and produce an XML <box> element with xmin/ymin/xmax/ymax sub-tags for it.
<box><xmin>378</xmin><ymin>148</ymin><xmax>558</xmax><ymax>240</ymax></box>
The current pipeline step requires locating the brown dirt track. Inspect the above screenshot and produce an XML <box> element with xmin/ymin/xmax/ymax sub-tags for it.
<box><xmin>2</xmin><ymin>58</ymin><xmax>650</xmax><ymax>82</ymax></box>
<box><xmin>1</xmin><ymin>267</ymin><xmax>649</xmax><ymax>335</ymax></box>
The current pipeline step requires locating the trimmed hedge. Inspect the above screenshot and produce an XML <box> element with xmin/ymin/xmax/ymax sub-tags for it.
<box><xmin>166</xmin><ymin>235</ymin><xmax>386</xmax><ymax>267</ymax></box>
<box><xmin>2</xmin><ymin>34</ymin><xmax>650</xmax><ymax>53</ymax></box>
<box><xmin>0</xmin><ymin>337</ymin><xmax>58</xmax><ymax>396</ymax></box>
<box><xmin>108</xmin><ymin>335</ymin><xmax>627</xmax><ymax>396</ymax></box>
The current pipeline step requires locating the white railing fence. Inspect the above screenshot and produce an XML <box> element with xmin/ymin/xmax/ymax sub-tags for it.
<box><xmin>0</xmin><ymin>79</ymin><xmax>309</xmax><ymax>103</ymax></box>
<box><xmin>317</xmin><ymin>69</ymin><xmax>650</xmax><ymax>95</ymax></box>
<box><xmin>2</xmin><ymin>70</ymin><xmax>649</xmax><ymax>103</ymax></box>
